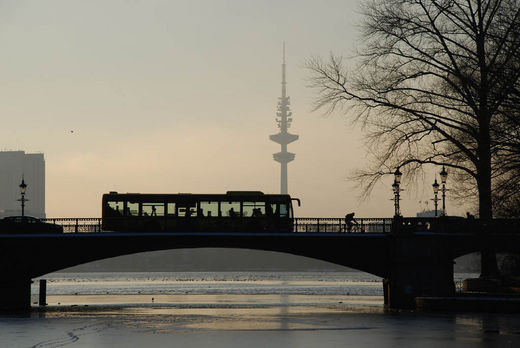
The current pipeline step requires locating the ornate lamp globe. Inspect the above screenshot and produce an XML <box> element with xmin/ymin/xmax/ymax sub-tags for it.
<box><xmin>394</xmin><ymin>167</ymin><xmax>402</xmax><ymax>184</ymax></box>
<box><xmin>432</xmin><ymin>178</ymin><xmax>440</xmax><ymax>193</ymax></box>
<box><xmin>19</xmin><ymin>178</ymin><xmax>27</xmax><ymax>195</ymax></box>
<box><xmin>440</xmin><ymin>166</ymin><xmax>448</xmax><ymax>184</ymax></box>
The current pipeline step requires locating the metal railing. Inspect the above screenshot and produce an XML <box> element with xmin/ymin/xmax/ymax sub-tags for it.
<box><xmin>384</xmin><ymin>216</ymin><xmax>520</xmax><ymax>234</ymax></box>
<box><xmin>293</xmin><ymin>217</ymin><xmax>393</xmax><ymax>233</ymax></box>
<box><xmin>42</xmin><ymin>218</ymin><xmax>102</xmax><ymax>233</ymax></box>
<box><xmin>41</xmin><ymin>216</ymin><xmax>520</xmax><ymax>234</ymax></box>
<box><xmin>41</xmin><ymin>217</ymin><xmax>394</xmax><ymax>233</ymax></box>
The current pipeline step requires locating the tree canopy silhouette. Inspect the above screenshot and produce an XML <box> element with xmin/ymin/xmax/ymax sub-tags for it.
<box><xmin>308</xmin><ymin>0</ymin><xmax>520</xmax><ymax>277</ymax></box>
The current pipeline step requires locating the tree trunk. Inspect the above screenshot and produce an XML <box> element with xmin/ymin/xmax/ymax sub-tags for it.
<box><xmin>477</xmin><ymin>122</ymin><xmax>500</xmax><ymax>279</ymax></box>
<box><xmin>475</xmin><ymin>21</ymin><xmax>500</xmax><ymax>279</ymax></box>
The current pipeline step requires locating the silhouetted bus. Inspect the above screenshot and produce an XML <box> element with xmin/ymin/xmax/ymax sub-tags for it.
<box><xmin>102</xmin><ymin>191</ymin><xmax>300</xmax><ymax>232</ymax></box>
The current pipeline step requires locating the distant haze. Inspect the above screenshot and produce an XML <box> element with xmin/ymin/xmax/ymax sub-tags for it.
<box><xmin>63</xmin><ymin>249</ymin><xmax>480</xmax><ymax>273</ymax></box>
<box><xmin>0</xmin><ymin>0</ymin><xmax>466</xmax><ymax>218</ymax></box>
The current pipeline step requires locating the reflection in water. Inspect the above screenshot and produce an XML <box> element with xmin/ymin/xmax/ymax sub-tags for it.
<box><xmin>280</xmin><ymin>280</ymin><xmax>289</xmax><ymax>330</ymax></box>
<box><xmin>456</xmin><ymin>313</ymin><xmax>520</xmax><ymax>346</ymax></box>
<box><xmin>21</xmin><ymin>303</ymin><xmax>520</xmax><ymax>347</ymax></box>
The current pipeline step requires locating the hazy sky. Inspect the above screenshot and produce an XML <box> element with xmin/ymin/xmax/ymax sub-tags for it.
<box><xmin>0</xmin><ymin>0</ymin><xmax>465</xmax><ymax>218</ymax></box>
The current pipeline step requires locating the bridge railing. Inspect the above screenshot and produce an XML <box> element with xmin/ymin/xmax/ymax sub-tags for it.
<box><xmin>42</xmin><ymin>217</ymin><xmax>394</xmax><ymax>233</ymax></box>
<box><xmin>392</xmin><ymin>217</ymin><xmax>467</xmax><ymax>233</ymax></box>
<box><xmin>42</xmin><ymin>218</ymin><xmax>102</xmax><ymax>233</ymax></box>
<box><xmin>293</xmin><ymin>218</ymin><xmax>393</xmax><ymax>233</ymax></box>
<box><xmin>392</xmin><ymin>216</ymin><xmax>520</xmax><ymax>233</ymax></box>
<box><xmin>44</xmin><ymin>216</ymin><xmax>520</xmax><ymax>234</ymax></box>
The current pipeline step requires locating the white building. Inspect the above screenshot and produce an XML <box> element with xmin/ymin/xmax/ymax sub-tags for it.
<box><xmin>416</xmin><ymin>209</ymin><xmax>437</xmax><ymax>218</ymax></box>
<box><xmin>0</xmin><ymin>151</ymin><xmax>45</xmax><ymax>218</ymax></box>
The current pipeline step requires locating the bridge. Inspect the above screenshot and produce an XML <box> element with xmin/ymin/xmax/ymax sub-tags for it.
<box><xmin>1</xmin><ymin>216</ymin><xmax>519</xmax><ymax>311</ymax></box>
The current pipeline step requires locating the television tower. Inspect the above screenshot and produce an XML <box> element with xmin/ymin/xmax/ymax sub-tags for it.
<box><xmin>270</xmin><ymin>44</ymin><xmax>298</xmax><ymax>194</ymax></box>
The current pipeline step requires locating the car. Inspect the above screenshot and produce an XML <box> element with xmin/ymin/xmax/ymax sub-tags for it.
<box><xmin>0</xmin><ymin>216</ymin><xmax>63</xmax><ymax>234</ymax></box>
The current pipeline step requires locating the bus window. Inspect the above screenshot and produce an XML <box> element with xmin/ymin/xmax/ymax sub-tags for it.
<box><xmin>221</xmin><ymin>201</ymin><xmax>240</xmax><ymax>217</ymax></box>
<box><xmin>200</xmin><ymin>201</ymin><xmax>219</xmax><ymax>217</ymax></box>
<box><xmin>279</xmin><ymin>204</ymin><xmax>289</xmax><ymax>218</ymax></box>
<box><xmin>178</xmin><ymin>204</ymin><xmax>197</xmax><ymax>217</ymax></box>
<box><xmin>167</xmin><ymin>203</ymin><xmax>176</xmax><ymax>216</ymax></box>
<box><xmin>243</xmin><ymin>202</ymin><xmax>266</xmax><ymax>217</ymax></box>
<box><xmin>126</xmin><ymin>202</ymin><xmax>139</xmax><ymax>216</ymax></box>
<box><xmin>270</xmin><ymin>203</ymin><xmax>289</xmax><ymax>217</ymax></box>
<box><xmin>142</xmin><ymin>203</ymin><xmax>165</xmax><ymax>216</ymax></box>
<box><xmin>270</xmin><ymin>203</ymin><xmax>279</xmax><ymax>216</ymax></box>
<box><xmin>108</xmin><ymin>201</ymin><xmax>124</xmax><ymax>215</ymax></box>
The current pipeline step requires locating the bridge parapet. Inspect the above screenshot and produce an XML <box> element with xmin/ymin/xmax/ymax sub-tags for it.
<box><xmin>394</xmin><ymin>216</ymin><xmax>476</xmax><ymax>233</ymax></box>
<box><xmin>394</xmin><ymin>217</ymin><xmax>520</xmax><ymax>234</ymax></box>
<box><xmin>40</xmin><ymin>216</ymin><xmax>520</xmax><ymax>234</ymax></box>
<box><xmin>42</xmin><ymin>218</ymin><xmax>102</xmax><ymax>233</ymax></box>
<box><xmin>294</xmin><ymin>217</ymin><xmax>393</xmax><ymax>233</ymax></box>
<box><xmin>42</xmin><ymin>217</ymin><xmax>394</xmax><ymax>233</ymax></box>
<box><xmin>485</xmin><ymin>218</ymin><xmax>520</xmax><ymax>234</ymax></box>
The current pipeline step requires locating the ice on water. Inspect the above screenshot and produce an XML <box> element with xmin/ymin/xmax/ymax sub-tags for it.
<box><xmin>1</xmin><ymin>272</ymin><xmax>519</xmax><ymax>348</ymax></box>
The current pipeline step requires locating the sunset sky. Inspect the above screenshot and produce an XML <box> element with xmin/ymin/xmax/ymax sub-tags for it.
<box><xmin>0</xmin><ymin>0</ymin><xmax>466</xmax><ymax>218</ymax></box>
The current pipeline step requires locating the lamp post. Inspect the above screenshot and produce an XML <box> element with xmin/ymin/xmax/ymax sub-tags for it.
<box><xmin>439</xmin><ymin>166</ymin><xmax>448</xmax><ymax>216</ymax></box>
<box><xmin>432</xmin><ymin>178</ymin><xmax>440</xmax><ymax>217</ymax></box>
<box><xmin>393</xmin><ymin>167</ymin><xmax>402</xmax><ymax>217</ymax></box>
<box><xmin>18</xmin><ymin>177</ymin><xmax>28</xmax><ymax>217</ymax></box>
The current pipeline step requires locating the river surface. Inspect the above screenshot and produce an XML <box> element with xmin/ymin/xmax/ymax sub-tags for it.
<box><xmin>1</xmin><ymin>272</ymin><xmax>519</xmax><ymax>347</ymax></box>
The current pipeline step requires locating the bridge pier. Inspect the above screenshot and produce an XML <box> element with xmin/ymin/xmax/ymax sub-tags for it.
<box><xmin>0</xmin><ymin>278</ymin><xmax>31</xmax><ymax>311</ymax></box>
<box><xmin>384</xmin><ymin>235</ymin><xmax>455</xmax><ymax>309</ymax></box>
<box><xmin>383</xmin><ymin>262</ymin><xmax>455</xmax><ymax>309</ymax></box>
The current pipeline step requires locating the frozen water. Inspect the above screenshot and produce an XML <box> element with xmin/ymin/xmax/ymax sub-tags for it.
<box><xmin>1</xmin><ymin>272</ymin><xmax>518</xmax><ymax>347</ymax></box>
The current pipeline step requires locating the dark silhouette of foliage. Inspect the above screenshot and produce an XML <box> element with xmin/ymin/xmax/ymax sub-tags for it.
<box><xmin>308</xmin><ymin>0</ymin><xmax>520</xmax><ymax>277</ymax></box>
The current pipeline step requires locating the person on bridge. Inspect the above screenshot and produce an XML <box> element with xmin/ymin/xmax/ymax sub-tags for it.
<box><xmin>345</xmin><ymin>212</ymin><xmax>357</xmax><ymax>233</ymax></box>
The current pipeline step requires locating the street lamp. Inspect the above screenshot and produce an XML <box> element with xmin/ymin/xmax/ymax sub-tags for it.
<box><xmin>394</xmin><ymin>167</ymin><xmax>402</xmax><ymax>184</ymax></box>
<box><xmin>18</xmin><ymin>177</ymin><xmax>29</xmax><ymax>217</ymax></box>
<box><xmin>393</xmin><ymin>168</ymin><xmax>403</xmax><ymax>217</ymax></box>
<box><xmin>432</xmin><ymin>178</ymin><xmax>440</xmax><ymax>217</ymax></box>
<box><xmin>439</xmin><ymin>166</ymin><xmax>448</xmax><ymax>216</ymax></box>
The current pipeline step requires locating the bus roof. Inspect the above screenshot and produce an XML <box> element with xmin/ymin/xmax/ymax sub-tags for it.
<box><xmin>103</xmin><ymin>191</ymin><xmax>291</xmax><ymax>200</ymax></box>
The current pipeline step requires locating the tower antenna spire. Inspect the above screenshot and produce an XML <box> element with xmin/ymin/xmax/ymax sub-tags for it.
<box><xmin>283</xmin><ymin>41</ymin><xmax>285</xmax><ymax>64</ymax></box>
<box><xmin>282</xmin><ymin>41</ymin><xmax>286</xmax><ymax>98</ymax></box>
<box><xmin>270</xmin><ymin>43</ymin><xmax>299</xmax><ymax>194</ymax></box>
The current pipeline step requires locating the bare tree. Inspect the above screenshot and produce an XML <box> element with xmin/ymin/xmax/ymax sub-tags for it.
<box><xmin>308</xmin><ymin>0</ymin><xmax>520</xmax><ymax>278</ymax></box>
<box><xmin>492</xmin><ymin>94</ymin><xmax>520</xmax><ymax>217</ymax></box>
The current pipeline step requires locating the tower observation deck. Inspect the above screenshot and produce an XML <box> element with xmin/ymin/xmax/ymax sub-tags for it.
<box><xmin>270</xmin><ymin>44</ymin><xmax>298</xmax><ymax>194</ymax></box>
